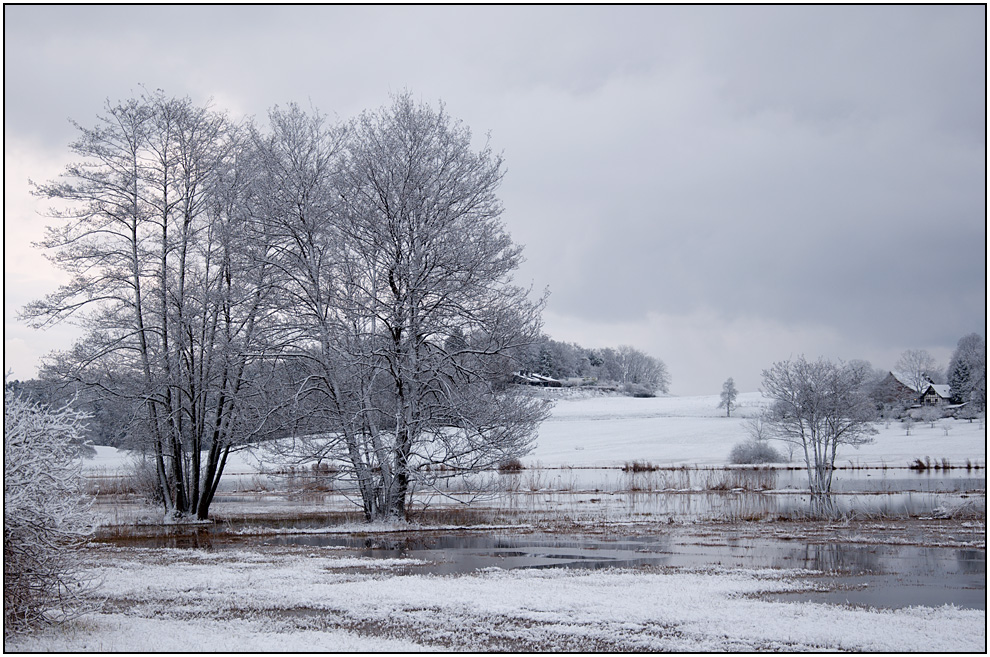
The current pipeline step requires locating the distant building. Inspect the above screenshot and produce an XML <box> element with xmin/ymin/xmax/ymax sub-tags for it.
<box><xmin>512</xmin><ymin>371</ymin><xmax>563</xmax><ymax>388</ymax></box>
<box><xmin>875</xmin><ymin>371</ymin><xmax>949</xmax><ymax>408</ymax></box>
<box><xmin>920</xmin><ymin>383</ymin><xmax>952</xmax><ymax>407</ymax></box>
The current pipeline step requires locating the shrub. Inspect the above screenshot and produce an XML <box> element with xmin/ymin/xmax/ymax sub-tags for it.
<box><xmin>622</xmin><ymin>460</ymin><xmax>659</xmax><ymax>472</ymax></box>
<box><xmin>4</xmin><ymin>391</ymin><xmax>97</xmax><ymax>636</ymax></box>
<box><xmin>729</xmin><ymin>440</ymin><xmax>784</xmax><ymax>465</ymax></box>
<box><xmin>914</xmin><ymin>406</ymin><xmax>943</xmax><ymax>428</ymax></box>
<box><xmin>497</xmin><ymin>458</ymin><xmax>525</xmax><ymax>473</ymax></box>
<box><xmin>125</xmin><ymin>454</ymin><xmax>166</xmax><ymax>504</ymax></box>
<box><xmin>622</xmin><ymin>382</ymin><xmax>656</xmax><ymax>398</ymax></box>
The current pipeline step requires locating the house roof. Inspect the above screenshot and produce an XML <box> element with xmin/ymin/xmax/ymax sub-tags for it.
<box><xmin>513</xmin><ymin>372</ymin><xmax>562</xmax><ymax>384</ymax></box>
<box><xmin>889</xmin><ymin>370</ymin><xmax>930</xmax><ymax>393</ymax></box>
<box><xmin>923</xmin><ymin>383</ymin><xmax>952</xmax><ymax>399</ymax></box>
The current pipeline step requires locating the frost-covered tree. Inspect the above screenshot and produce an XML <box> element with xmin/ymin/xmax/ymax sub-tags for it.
<box><xmin>617</xmin><ymin>345</ymin><xmax>670</xmax><ymax>394</ymax></box>
<box><xmin>718</xmin><ymin>377</ymin><xmax>738</xmax><ymax>417</ymax></box>
<box><xmin>947</xmin><ymin>333</ymin><xmax>986</xmax><ymax>409</ymax></box>
<box><xmin>761</xmin><ymin>356</ymin><xmax>877</xmax><ymax>516</ymax></box>
<box><xmin>4</xmin><ymin>388</ymin><xmax>96</xmax><ymax>636</ymax></box>
<box><xmin>591</xmin><ymin>346</ymin><xmax>669</xmax><ymax>395</ymax></box>
<box><xmin>259</xmin><ymin>96</ymin><xmax>550</xmax><ymax>521</ymax></box>
<box><xmin>22</xmin><ymin>91</ymin><xmax>279</xmax><ymax>521</ymax></box>
<box><xmin>916</xmin><ymin>405</ymin><xmax>942</xmax><ymax>428</ymax></box>
<box><xmin>895</xmin><ymin>349</ymin><xmax>943</xmax><ymax>391</ymax></box>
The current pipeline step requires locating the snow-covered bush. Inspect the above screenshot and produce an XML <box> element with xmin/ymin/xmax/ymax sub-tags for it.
<box><xmin>4</xmin><ymin>390</ymin><xmax>96</xmax><ymax>636</ymax></box>
<box><xmin>728</xmin><ymin>439</ymin><xmax>784</xmax><ymax>465</ymax></box>
<box><xmin>913</xmin><ymin>405</ymin><xmax>943</xmax><ymax>427</ymax></box>
<box><xmin>622</xmin><ymin>382</ymin><xmax>656</xmax><ymax>398</ymax></box>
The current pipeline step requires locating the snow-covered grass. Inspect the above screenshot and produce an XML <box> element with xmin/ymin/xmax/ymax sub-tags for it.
<box><xmin>82</xmin><ymin>392</ymin><xmax>986</xmax><ymax>475</ymax></box>
<box><xmin>6</xmin><ymin>544</ymin><xmax>985</xmax><ymax>652</ymax></box>
<box><xmin>8</xmin><ymin>393</ymin><xmax>985</xmax><ymax>652</ymax></box>
<box><xmin>529</xmin><ymin>392</ymin><xmax>987</xmax><ymax>468</ymax></box>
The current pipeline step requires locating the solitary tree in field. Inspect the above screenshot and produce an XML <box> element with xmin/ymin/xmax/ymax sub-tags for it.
<box><xmin>718</xmin><ymin>377</ymin><xmax>738</xmax><ymax>417</ymax></box>
<box><xmin>761</xmin><ymin>356</ymin><xmax>877</xmax><ymax>516</ymax></box>
<box><xmin>259</xmin><ymin>95</ymin><xmax>550</xmax><ymax>522</ymax></box>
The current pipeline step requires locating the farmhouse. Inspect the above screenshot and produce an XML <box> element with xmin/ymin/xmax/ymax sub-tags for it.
<box><xmin>512</xmin><ymin>372</ymin><xmax>563</xmax><ymax>388</ymax></box>
<box><xmin>920</xmin><ymin>383</ymin><xmax>952</xmax><ymax>407</ymax></box>
<box><xmin>874</xmin><ymin>371</ymin><xmax>950</xmax><ymax>408</ymax></box>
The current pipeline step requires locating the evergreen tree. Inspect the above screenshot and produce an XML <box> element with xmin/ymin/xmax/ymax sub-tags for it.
<box><xmin>947</xmin><ymin>333</ymin><xmax>987</xmax><ymax>408</ymax></box>
<box><xmin>718</xmin><ymin>377</ymin><xmax>738</xmax><ymax>417</ymax></box>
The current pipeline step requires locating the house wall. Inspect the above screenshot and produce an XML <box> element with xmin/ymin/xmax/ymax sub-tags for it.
<box><xmin>873</xmin><ymin>373</ymin><xmax>920</xmax><ymax>408</ymax></box>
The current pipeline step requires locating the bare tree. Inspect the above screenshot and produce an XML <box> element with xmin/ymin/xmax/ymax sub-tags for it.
<box><xmin>22</xmin><ymin>92</ymin><xmax>278</xmax><ymax>521</ymax></box>
<box><xmin>718</xmin><ymin>377</ymin><xmax>738</xmax><ymax>417</ymax></box>
<box><xmin>618</xmin><ymin>345</ymin><xmax>671</xmax><ymax>395</ymax></box>
<box><xmin>590</xmin><ymin>346</ymin><xmax>670</xmax><ymax>395</ymax></box>
<box><xmin>761</xmin><ymin>356</ymin><xmax>877</xmax><ymax>516</ymax></box>
<box><xmin>895</xmin><ymin>349</ymin><xmax>943</xmax><ymax>391</ymax></box>
<box><xmin>4</xmin><ymin>386</ymin><xmax>97</xmax><ymax>636</ymax></box>
<box><xmin>259</xmin><ymin>96</ymin><xmax>550</xmax><ymax>522</ymax></box>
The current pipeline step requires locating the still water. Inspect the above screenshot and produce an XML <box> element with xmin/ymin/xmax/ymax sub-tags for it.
<box><xmin>261</xmin><ymin>530</ymin><xmax>985</xmax><ymax>611</ymax></box>
<box><xmin>96</xmin><ymin>466</ymin><xmax>986</xmax><ymax>611</ymax></box>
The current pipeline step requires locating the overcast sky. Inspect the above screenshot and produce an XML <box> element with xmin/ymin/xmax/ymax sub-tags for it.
<box><xmin>4</xmin><ymin>5</ymin><xmax>986</xmax><ymax>395</ymax></box>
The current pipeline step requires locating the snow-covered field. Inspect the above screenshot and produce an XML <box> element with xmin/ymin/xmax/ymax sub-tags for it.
<box><xmin>7</xmin><ymin>543</ymin><xmax>985</xmax><ymax>652</ymax></box>
<box><xmin>528</xmin><ymin>391</ymin><xmax>986</xmax><ymax>468</ymax></box>
<box><xmin>10</xmin><ymin>392</ymin><xmax>983</xmax><ymax>652</ymax></box>
<box><xmin>81</xmin><ymin>392</ymin><xmax>986</xmax><ymax>475</ymax></box>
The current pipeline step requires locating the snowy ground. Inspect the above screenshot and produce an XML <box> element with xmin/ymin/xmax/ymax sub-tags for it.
<box><xmin>10</xmin><ymin>392</ymin><xmax>984</xmax><ymax>652</ymax></box>
<box><xmin>528</xmin><ymin>391</ymin><xmax>986</xmax><ymax>468</ymax></box>
<box><xmin>80</xmin><ymin>391</ymin><xmax>987</xmax><ymax>476</ymax></box>
<box><xmin>7</xmin><ymin>541</ymin><xmax>985</xmax><ymax>652</ymax></box>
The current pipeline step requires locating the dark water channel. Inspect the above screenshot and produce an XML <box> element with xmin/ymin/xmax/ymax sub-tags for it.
<box><xmin>261</xmin><ymin>530</ymin><xmax>986</xmax><ymax>611</ymax></box>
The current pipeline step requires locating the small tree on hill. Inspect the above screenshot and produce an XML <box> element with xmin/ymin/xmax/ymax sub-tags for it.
<box><xmin>718</xmin><ymin>377</ymin><xmax>738</xmax><ymax>417</ymax></box>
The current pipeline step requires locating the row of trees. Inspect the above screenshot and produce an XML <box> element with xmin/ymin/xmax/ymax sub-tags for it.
<box><xmin>23</xmin><ymin>91</ymin><xmax>550</xmax><ymax>522</ymax></box>
<box><xmin>519</xmin><ymin>337</ymin><xmax>670</xmax><ymax>395</ymax></box>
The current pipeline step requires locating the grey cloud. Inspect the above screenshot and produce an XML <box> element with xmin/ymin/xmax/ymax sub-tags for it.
<box><xmin>4</xmin><ymin>5</ymin><xmax>984</xmax><ymax>393</ymax></box>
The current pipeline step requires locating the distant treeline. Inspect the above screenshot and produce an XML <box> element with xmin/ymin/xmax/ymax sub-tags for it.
<box><xmin>6</xmin><ymin>335</ymin><xmax>671</xmax><ymax>447</ymax></box>
<box><xmin>515</xmin><ymin>336</ymin><xmax>670</xmax><ymax>397</ymax></box>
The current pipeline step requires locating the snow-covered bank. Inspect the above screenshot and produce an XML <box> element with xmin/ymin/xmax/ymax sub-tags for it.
<box><xmin>6</xmin><ymin>544</ymin><xmax>984</xmax><ymax>652</ymax></box>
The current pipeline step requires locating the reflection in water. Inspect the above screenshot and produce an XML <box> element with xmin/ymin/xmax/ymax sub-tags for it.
<box><xmin>250</xmin><ymin>530</ymin><xmax>986</xmax><ymax>611</ymax></box>
<box><xmin>482</xmin><ymin>486</ymin><xmax>983</xmax><ymax>525</ymax></box>
<box><xmin>798</xmin><ymin>543</ymin><xmax>883</xmax><ymax>574</ymax></box>
<box><xmin>956</xmin><ymin>549</ymin><xmax>986</xmax><ymax>574</ymax></box>
<box><xmin>90</xmin><ymin>465</ymin><xmax>986</xmax><ymax>612</ymax></box>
